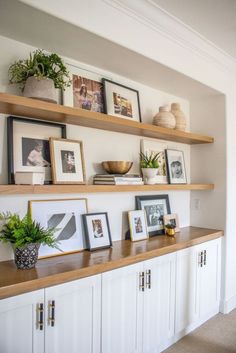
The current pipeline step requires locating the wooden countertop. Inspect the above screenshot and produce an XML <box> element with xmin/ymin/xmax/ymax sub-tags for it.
<box><xmin>0</xmin><ymin>226</ymin><xmax>223</xmax><ymax>299</ymax></box>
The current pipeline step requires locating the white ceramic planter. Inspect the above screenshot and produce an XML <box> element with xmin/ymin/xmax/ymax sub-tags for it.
<box><xmin>142</xmin><ymin>168</ymin><xmax>158</xmax><ymax>185</ymax></box>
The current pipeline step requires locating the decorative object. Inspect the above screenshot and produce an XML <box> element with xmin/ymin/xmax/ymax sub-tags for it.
<box><xmin>50</xmin><ymin>138</ymin><xmax>86</xmax><ymax>184</ymax></box>
<box><xmin>82</xmin><ymin>212</ymin><xmax>112</xmax><ymax>251</ymax></box>
<box><xmin>128</xmin><ymin>210</ymin><xmax>149</xmax><ymax>241</ymax></box>
<box><xmin>171</xmin><ymin>103</ymin><xmax>187</xmax><ymax>131</ymax></box>
<box><xmin>163</xmin><ymin>213</ymin><xmax>180</xmax><ymax>232</ymax></box>
<box><xmin>29</xmin><ymin>198</ymin><xmax>88</xmax><ymax>258</ymax></box>
<box><xmin>93</xmin><ymin>173</ymin><xmax>143</xmax><ymax>185</ymax></box>
<box><xmin>7</xmin><ymin>116</ymin><xmax>66</xmax><ymax>184</ymax></box>
<box><xmin>165</xmin><ymin>223</ymin><xmax>176</xmax><ymax>236</ymax></box>
<box><xmin>135</xmin><ymin>194</ymin><xmax>171</xmax><ymax>236</ymax></box>
<box><xmin>8</xmin><ymin>49</ymin><xmax>71</xmax><ymax>103</ymax></box>
<box><xmin>0</xmin><ymin>212</ymin><xmax>59</xmax><ymax>269</ymax></box>
<box><xmin>101</xmin><ymin>161</ymin><xmax>133</xmax><ymax>174</ymax></box>
<box><xmin>141</xmin><ymin>139</ymin><xmax>168</xmax><ymax>184</ymax></box>
<box><xmin>153</xmin><ymin>105</ymin><xmax>176</xmax><ymax>129</ymax></box>
<box><xmin>165</xmin><ymin>149</ymin><xmax>187</xmax><ymax>184</ymax></box>
<box><xmin>14</xmin><ymin>171</ymin><xmax>45</xmax><ymax>185</ymax></box>
<box><xmin>140</xmin><ymin>151</ymin><xmax>160</xmax><ymax>185</ymax></box>
<box><xmin>102</xmin><ymin>78</ymin><xmax>141</xmax><ymax>122</ymax></box>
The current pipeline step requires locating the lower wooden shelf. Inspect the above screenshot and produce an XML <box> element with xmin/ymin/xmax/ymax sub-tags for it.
<box><xmin>0</xmin><ymin>183</ymin><xmax>214</xmax><ymax>195</ymax></box>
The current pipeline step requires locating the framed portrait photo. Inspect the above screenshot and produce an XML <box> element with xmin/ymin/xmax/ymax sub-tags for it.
<box><xmin>63</xmin><ymin>65</ymin><xmax>104</xmax><ymax>113</ymax></box>
<box><xmin>50</xmin><ymin>138</ymin><xmax>86</xmax><ymax>184</ymax></box>
<box><xmin>135</xmin><ymin>194</ymin><xmax>171</xmax><ymax>236</ymax></box>
<box><xmin>165</xmin><ymin>149</ymin><xmax>187</xmax><ymax>184</ymax></box>
<box><xmin>128</xmin><ymin>210</ymin><xmax>149</xmax><ymax>242</ymax></box>
<box><xmin>141</xmin><ymin>139</ymin><xmax>168</xmax><ymax>184</ymax></box>
<box><xmin>163</xmin><ymin>213</ymin><xmax>180</xmax><ymax>232</ymax></box>
<box><xmin>29</xmin><ymin>198</ymin><xmax>88</xmax><ymax>258</ymax></box>
<box><xmin>102</xmin><ymin>78</ymin><xmax>141</xmax><ymax>122</ymax></box>
<box><xmin>82</xmin><ymin>212</ymin><xmax>112</xmax><ymax>251</ymax></box>
<box><xmin>7</xmin><ymin>116</ymin><xmax>66</xmax><ymax>184</ymax></box>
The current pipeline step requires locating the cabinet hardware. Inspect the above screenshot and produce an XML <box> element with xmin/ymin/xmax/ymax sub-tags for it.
<box><xmin>37</xmin><ymin>303</ymin><xmax>44</xmax><ymax>331</ymax></box>
<box><xmin>139</xmin><ymin>272</ymin><xmax>145</xmax><ymax>291</ymax></box>
<box><xmin>204</xmin><ymin>250</ymin><xmax>207</xmax><ymax>266</ymax></box>
<box><xmin>146</xmin><ymin>269</ymin><xmax>151</xmax><ymax>289</ymax></box>
<box><xmin>48</xmin><ymin>300</ymin><xmax>56</xmax><ymax>327</ymax></box>
<box><xmin>198</xmin><ymin>251</ymin><xmax>203</xmax><ymax>267</ymax></box>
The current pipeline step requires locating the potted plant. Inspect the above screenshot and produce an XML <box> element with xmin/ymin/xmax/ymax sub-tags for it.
<box><xmin>165</xmin><ymin>223</ymin><xmax>176</xmax><ymax>236</ymax></box>
<box><xmin>0</xmin><ymin>212</ymin><xmax>60</xmax><ymax>269</ymax></box>
<box><xmin>140</xmin><ymin>151</ymin><xmax>160</xmax><ymax>184</ymax></box>
<box><xmin>8</xmin><ymin>49</ymin><xmax>71</xmax><ymax>103</ymax></box>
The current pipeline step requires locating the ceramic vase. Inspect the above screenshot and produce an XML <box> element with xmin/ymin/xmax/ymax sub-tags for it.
<box><xmin>153</xmin><ymin>105</ymin><xmax>176</xmax><ymax>129</ymax></box>
<box><xmin>14</xmin><ymin>243</ymin><xmax>40</xmax><ymax>269</ymax></box>
<box><xmin>23</xmin><ymin>76</ymin><xmax>57</xmax><ymax>103</ymax></box>
<box><xmin>141</xmin><ymin>168</ymin><xmax>157</xmax><ymax>185</ymax></box>
<box><xmin>171</xmin><ymin>103</ymin><xmax>187</xmax><ymax>131</ymax></box>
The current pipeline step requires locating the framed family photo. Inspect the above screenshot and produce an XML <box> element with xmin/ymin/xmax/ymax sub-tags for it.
<box><xmin>7</xmin><ymin>116</ymin><xmax>66</xmax><ymax>184</ymax></box>
<box><xmin>128</xmin><ymin>210</ymin><xmax>149</xmax><ymax>242</ymax></box>
<box><xmin>50</xmin><ymin>138</ymin><xmax>86</xmax><ymax>184</ymax></box>
<box><xmin>82</xmin><ymin>212</ymin><xmax>112</xmax><ymax>251</ymax></box>
<box><xmin>135</xmin><ymin>194</ymin><xmax>171</xmax><ymax>236</ymax></box>
<box><xmin>29</xmin><ymin>198</ymin><xmax>88</xmax><ymax>258</ymax></box>
<box><xmin>165</xmin><ymin>149</ymin><xmax>187</xmax><ymax>184</ymax></box>
<box><xmin>102</xmin><ymin>78</ymin><xmax>141</xmax><ymax>122</ymax></box>
<box><xmin>163</xmin><ymin>213</ymin><xmax>180</xmax><ymax>232</ymax></box>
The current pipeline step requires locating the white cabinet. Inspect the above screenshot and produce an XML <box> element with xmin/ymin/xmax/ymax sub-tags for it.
<box><xmin>0</xmin><ymin>289</ymin><xmax>44</xmax><ymax>353</ymax></box>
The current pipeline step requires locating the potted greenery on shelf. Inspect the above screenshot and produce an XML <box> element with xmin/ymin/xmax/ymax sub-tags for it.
<box><xmin>140</xmin><ymin>151</ymin><xmax>160</xmax><ymax>185</ymax></box>
<box><xmin>0</xmin><ymin>212</ymin><xmax>60</xmax><ymax>269</ymax></box>
<box><xmin>165</xmin><ymin>223</ymin><xmax>176</xmax><ymax>236</ymax></box>
<box><xmin>8</xmin><ymin>49</ymin><xmax>71</xmax><ymax>103</ymax></box>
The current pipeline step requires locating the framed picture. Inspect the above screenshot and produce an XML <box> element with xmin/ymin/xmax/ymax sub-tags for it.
<box><xmin>63</xmin><ymin>65</ymin><xmax>104</xmax><ymax>112</ymax></box>
<box><xmin>50</xmin><ymin>138</ymin><xmax>86</xmax><ymax>184</ymax></box>
<box><xmin>7</xmin><ymin>116</ymin><xmax>66</xmax><ymax>184</ymax></box>
<box><xmin>82</xmin><ymin>212</ymin><xmax>112</xmax><ymax>251</ymax></box>
<box><xmin>128</xmin><ymin>210</ymin><xmax>149</xmax><ymax>242</ymax></box>
<box><xmin>102</xmin><ymin>78</ymin><xmax>141</xmax><ymax>122</ymax></box>
<box><xmin>29</xmin><ymin>198</ymin><xmax>88</xmax><ymax>258</ymax></box>
<box><xmin>165</xmin><ymin>149</ymin><xmax>187</xmax><ymax>184</ymax></box>
<box><xmin>135</xmin><ymin>194</ymin><xmax>171</xmax><ymax>236</ymax></box>
<box><xmin>141</xmin><ymin>139</ymin><xmax>168</xmax><ymax>184</ymax></box>
<box><xmin>163</xmin><ymin>213</ymin><xmax>180</xmax><ymax>232</ymax></box>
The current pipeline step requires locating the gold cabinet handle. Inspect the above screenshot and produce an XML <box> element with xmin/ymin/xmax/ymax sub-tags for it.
<box><xmin>37</xmin><ymin>303</ymin><xmax>44</xmax><ymax>331</ymax></box>
<box><xmin>48</xmin><ymin>300</ymin><xmax>56</xmax><ymax>327</ymax></box>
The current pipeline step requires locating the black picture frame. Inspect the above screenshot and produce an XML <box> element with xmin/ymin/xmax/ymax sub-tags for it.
<box><xmin>82</xmin><ymin>212</ymin><xmax>112</xmax><ymax>251</ymax></box>
<box><xmin>165</xmin><ymin>149</ymin><xmax>187</xmax><ymax>184</ymax></box>
<box><xmin>135</xmin><ymin>194</ymin><xmax>171</xmax><ymax>236</ymax></box>
<box><xmin>7</xmin><ymin>116</ymin><xmax>66</xmax><ymax>184</ymax></box>
<box><xmin>102</xmin><ymin>78</ymin><xmax>142</xmax><ymax>122</ymax></box>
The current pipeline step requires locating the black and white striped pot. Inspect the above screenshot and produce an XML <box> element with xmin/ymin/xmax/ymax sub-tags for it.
<box><xmin>14</xmin><ymin>243</ymin><xmax>40</xmax><ymax>269</ymax></box>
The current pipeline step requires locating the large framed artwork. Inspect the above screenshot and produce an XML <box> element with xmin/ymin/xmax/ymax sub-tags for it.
<box><xmin>135</xmin><ymin>194</ymin><xmax>171</xmax><ymax>236</ymax></box>
<box><xmin>102</xmin><ymin>78</ymin><xmax>141</xmax><ymax>122</ymax></box>
<box><xmin>7</xmin><ymin>116</ymin><xmax>66</xmax><ymax>184</ymax></box>
<box><xmin>29</xmin><ymin>198</ymin><xmax>88</xmax><ymax>258</ymax></box>
<box><xmin>63</xmin><ymin>65</ymin><xmax>104</xmax><ymax>113</ymax></box>
<box><xmin>165</xmin><ymin>149</ymin><xmax>187</xmax><ymax>184</ymax></box>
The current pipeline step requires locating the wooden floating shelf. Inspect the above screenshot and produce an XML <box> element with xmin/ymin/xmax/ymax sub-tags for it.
<box><xmin>0</xmin><ymin>184</ymin><xmax>214</xmax><ymax>195</ymax></box>
<box><xmin>0</xmin><ymin>93</ymin><xmax>214</xmax><ymax>144</ymax></box>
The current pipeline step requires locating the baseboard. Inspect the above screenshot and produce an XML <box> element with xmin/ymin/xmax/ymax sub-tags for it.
<box><xmin>220</xmin><ymin>295</ymin><xmax>236</xmax><ymax>314</ymax></box>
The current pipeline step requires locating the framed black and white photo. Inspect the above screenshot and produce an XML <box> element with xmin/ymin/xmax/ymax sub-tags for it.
<box><xmin>7</xmin><ymin>116</ymin><xmax>66</xmax><ymax>184</ymax></box>
<box><xmin>163</xmin><ymin>213</ymin><xmax>180</xmax><ymax>232</ymax></box>
<box><xmin>82</xmin><ymin>212</ymin><xmax>112</xmax><ymax>251</ymax></box>
<box><xmin>165</xmin><ymin>149</ymin><xmax>187</xmax><ymax>184</ymax></box>
<box><xmin>50</xmin><ymin>138</ymin><xmax>86</xmax><ymax>184</ymax></box>
<box><xmin>128</xmin><ymin>210</ymin><xmax>149</xmax><ymax>242</ymax></box>
<box><xmin>102</xmin><ymin>78</ymin><xmax>141</xmax><ymax>122</ymax></box>
<box><xmin>29</xmin><ymin>198</ymin><xmax>88</xmax><ymax>258</ymax></box>
<box><xmin>135</xmin><ymin>194</ymin><xmax>171</xmax><ymax>236</ymax></box>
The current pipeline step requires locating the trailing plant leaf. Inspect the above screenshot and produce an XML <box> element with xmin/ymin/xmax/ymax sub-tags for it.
<box><xmin>140</xmin><ymin>151</ymin><xmax>161</xmax><ymax>168</ymax></box>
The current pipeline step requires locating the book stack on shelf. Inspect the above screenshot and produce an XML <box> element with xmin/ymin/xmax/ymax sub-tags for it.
<box><xmin>93</xmin><ymin>174</ymin><xmax>144</xmax><ymax>185</ymax></box>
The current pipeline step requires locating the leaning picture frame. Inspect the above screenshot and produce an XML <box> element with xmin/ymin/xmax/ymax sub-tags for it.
<box><xmin>165</xmin><ymin>149</ymin><xmax>187</xmax><ymax>184</ymax></box>
<box><xmin>7</xmin><ymin>116</ymin><xmax>66</xmax><ymax>184</ymax></box>
<box><xmin>128</xmin><ymin>210</ymin><xmax>149</xmax><ymax>242</ymax></box>
<box><xmin>163</xmin><ymin>213</ymin><xmax>180</xmax><ymax>232</ymax></box>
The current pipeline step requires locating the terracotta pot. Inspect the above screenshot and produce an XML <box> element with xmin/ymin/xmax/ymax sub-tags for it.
<box><xmin>141</xmin><ymin>168</ymin><xmax>158</xmax><ymax>185</ymax></box>
<box><xmin>23</xmin><ymin>76</ymin><xmax>57</xmax><ymax>103</ymax></box>
<box><xmin>171</xmin><ymin>103</ymin><xmax>187</xmax><ymax>131</ymax></box>
<box><xmin>14</xmin><ymin>243</ymin><xmax>40</xmax><ymax>269</ymax></box>
<box><xmin>153</xmin><ymin>105</ymin><xmax>176</xmax><ymax>129</ymax></box>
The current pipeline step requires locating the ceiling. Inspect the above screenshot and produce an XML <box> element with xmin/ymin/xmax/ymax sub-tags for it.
<box><xmin>152</xmin><ymin>0</ymin><xmax>236</xmax><ymax>59</ymax></box>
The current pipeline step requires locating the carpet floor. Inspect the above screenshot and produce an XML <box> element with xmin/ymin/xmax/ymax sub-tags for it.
<box><xmin>163</xmin><ymin>310</ymin><xmax>236</xmax><ymax>353</ymax></box>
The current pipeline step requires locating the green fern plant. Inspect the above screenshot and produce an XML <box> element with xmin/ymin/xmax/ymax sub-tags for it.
<box><xmin>140</xmin><ymin>151</ymin><xmax>161</xmax><ymax>168</ymax></box>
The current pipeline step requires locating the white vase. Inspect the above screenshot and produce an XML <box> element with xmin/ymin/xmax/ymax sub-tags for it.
<box><xmin>153</xmin><ymin>105</ymin><xmax>176</xmax><ymax>129</ymax></box>
<box><xmin>23</xmin><ymin>76</ymin><xmax>57</xmax><ymax>103</ymax></box>
<box><xmin>142</xmin><ymin>168</ymin><xmax>158</xmax><ymax>185</ymax></box>
<box><xmin>171</xmin><ymin>103</ymin><xmax>187</xmax><ymax>131</ymax></box>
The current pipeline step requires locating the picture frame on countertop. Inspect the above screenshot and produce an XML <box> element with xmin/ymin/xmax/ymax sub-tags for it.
<box><xmin>163</xmin><ymin>213</ymin><xmax>180</xmax><ymax>232</ymax></box>
<box><xmin>165</xmin><ymin>149</ymin><xmax>187</xmax><ymax>184</ymax></box>
<box><xmin>7</xmin><ymin>116</ymin><xmax>66</xmax><ymax>184</ymax></box>
<box><xmin>128</xmin><ymin>210</ymin><xmax>149</xmax><ymax>242</ymax></box>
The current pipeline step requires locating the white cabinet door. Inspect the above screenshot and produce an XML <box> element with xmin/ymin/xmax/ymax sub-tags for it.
<box><xmin>0</xmin><ymin>290</ymin><xmax>44</xmax><ymax>353</ymax></box>
<box><xmin>102</xmin><ymin>262</ymin><xmax>143</xmax><ymax>353</ymax></box>
<box><xmin>143</xmin><ymin>253</ymin><xmax>176</xmax><ymax>353</ymax></box>
<box><xmin>45</xmin><ymin>274</ymin><xmax>101</xmax><ymax>353</ymax></box>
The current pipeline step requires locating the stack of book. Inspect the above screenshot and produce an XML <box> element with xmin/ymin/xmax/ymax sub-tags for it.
<box><xmin>93</xmin><ymin>174</ymin><xmax>144</xmax><ymax>185</ymax></box>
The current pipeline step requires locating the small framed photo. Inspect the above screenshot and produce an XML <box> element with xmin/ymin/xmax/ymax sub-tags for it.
<box><xmin>82</xmin><ymin>213</ymin><xmax>112</xmax><ymax>251</ymax></box>
<box><xmin>128</xmin><ymin>210</ymin><xmax>149</xmax><ymax>242</ymax></box>
<box><xmin>29</xmin><ymin>198</ymin><xmax>88</xmax><ymax>258</ymax></box>
<box><xmin>135</xmin><ymin>194</ymin><xmax>171</xmax><ymax>236</ymax></box>
<box><xmin>165</xmin><ymin>149</ymin><xmax>187</xmax><ymax>184</ymax></box>
<box><xmin>7</xmin><ymin>116</ymin><xmax>66</xmax><ymax>184</ymax></box>
<box><xmin>63</xmin><ymin>65</ymin><xmax>104</xmax><ymax>113</ymax></box>
<box><xmin>163</xmin><ymin>213</ymin><xmax>180</xmax><ymax>232</ymax></box>
<box><xmin>50</xmin><ymin>138</ymin><xmax>86</xmax><ymax>184</ymax></box>
<box><xmin>102</xmin><ymin>78</ymin><xmax>141</xmax><ymax>122</ymax></box>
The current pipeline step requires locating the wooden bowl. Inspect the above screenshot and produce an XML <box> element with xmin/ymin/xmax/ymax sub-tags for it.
<box><xmin>102</xmin><ymin>161</ymin><xmax>133</xmax><ymax>174</ymax></box>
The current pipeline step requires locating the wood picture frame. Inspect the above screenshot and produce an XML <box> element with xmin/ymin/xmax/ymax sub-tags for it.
<box><xmin>163</xmin><ymin>213</ymin><xmax>180</xmax><ymax>232</ymax></box>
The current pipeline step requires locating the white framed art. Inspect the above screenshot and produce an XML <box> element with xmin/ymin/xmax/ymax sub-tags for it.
<box><xmin>128</xmin><ymin>210</ymin><xmax>149</xmax><ymax>242</ymax></box>
<box><xmin>165</xmin><ymin>149</ymin><xmax>187</xmax><ymax>184</ymax></box>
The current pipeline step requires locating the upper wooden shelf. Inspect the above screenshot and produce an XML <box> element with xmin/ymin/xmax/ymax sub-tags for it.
<box><xmin>0</xmin><ymin>93</ymin><xmax>214</xmax><ymax>144</ymax></box>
